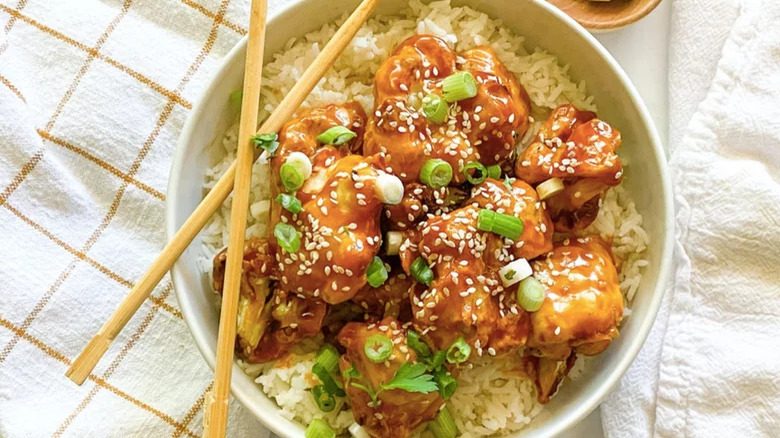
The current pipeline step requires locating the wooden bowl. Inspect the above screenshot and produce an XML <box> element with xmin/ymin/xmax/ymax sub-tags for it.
<box><xmin>547</xmin><ymin>0</ymin><xmax>663</xmax><ymax>31</ymax></box>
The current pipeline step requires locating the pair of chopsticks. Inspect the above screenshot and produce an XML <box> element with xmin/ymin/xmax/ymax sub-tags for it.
<box><xmin>65</xmin><ymin>0</ymin><xmax>380</xmax><ymax>436</ymax></box>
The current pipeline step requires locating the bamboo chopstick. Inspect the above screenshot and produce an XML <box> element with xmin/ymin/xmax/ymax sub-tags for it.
<box><xmin>65</xmin><ymin>0</ymin><xmax>380</xmax><ymax>385</ymax></box>
<box><xmin>202</xmin><ymin>0</ymin><xmax>268</xmax><ymax>436</ymax></box>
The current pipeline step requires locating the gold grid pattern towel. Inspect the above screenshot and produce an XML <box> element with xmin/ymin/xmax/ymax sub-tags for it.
<box><xmin>0</xmin><ymin>0</ymin><xmax>287</xmax><ymax>436</ymax></box>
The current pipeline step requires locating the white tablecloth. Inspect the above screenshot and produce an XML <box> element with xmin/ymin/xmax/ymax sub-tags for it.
<box><xmin>600</xmin><ymin>0</ymin><xmax>780</xmax><ymax>436</ymax></box>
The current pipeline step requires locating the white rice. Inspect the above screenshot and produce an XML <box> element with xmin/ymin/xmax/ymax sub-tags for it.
<box><xmin>198</xmin><ymin>1</ymin><xmax>648</xmax><ymax>436</ymax></box>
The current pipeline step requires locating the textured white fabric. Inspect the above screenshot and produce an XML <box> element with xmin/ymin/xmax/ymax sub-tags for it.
<box><xmin>601</xmin><ymin>0</ymin><xmax>780</xmax><ymax>436</ymax></box>
<box><xmin>0</xmin><ymin>0</ymin><xmax>291</xmax><ymax>436</ymax></box>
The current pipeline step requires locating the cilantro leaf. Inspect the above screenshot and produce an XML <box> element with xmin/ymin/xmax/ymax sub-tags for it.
<box><xmin>251</xmin><ymin>132</ymin><xmax>279</xmax><ymax>155</ymax></box>
<box><xmin>380</xmin><ymin>362</ymin><xmax>437</xmax><ymax>394</ymax></box>
<box><xmin>503</xmin><ymin>175</ymin><xmax>516</xmax><ymax>190</ymax></box>
<box><xmin>343</xmin><ymin>364</ymin><xmax>361</xmax><ymax>380</ymax></box>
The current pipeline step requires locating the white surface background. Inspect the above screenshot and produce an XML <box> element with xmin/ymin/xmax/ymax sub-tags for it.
<box><xmin>560</xmin><ymin>1</ymin><xmax>671</xmax><ymax>436</ymax></box>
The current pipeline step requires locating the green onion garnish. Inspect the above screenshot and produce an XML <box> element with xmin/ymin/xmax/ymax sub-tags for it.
<box><xmin>462</xmin><ymin>161</ymin><xmax>488</xmax><ymax>185</ymax></box>
<box><xmin>312</xmin><ymin>363</ymin><xmax>346</xmax><ymax>397</ymax></box>
<box><xmin>274</xmin><ymin>223</ymin><xmax>300</xmax><ymax>253</ymax></box>
<box><xmin>442</xmin><ymin>71</ymin><xmax>478</xmax><ymax>103</ymax></box>
<box><xmin>315</xmin><ymin>343</ymin><xmax>341</xmax><ymax>375</ymax></box>
<box><xmin>348</xmin><ymin>423</ymin><xmax>371</xmax><ymax>438</ymax></box>
<box><xmin>445</xmin><ymin>337</ymin><xmax>471</xmax><ymax>364</ymax></box>
<box><xmin>366</xmin><ymin>256</ymin><xmax>389</xmax><ymax>288</ymax></box>
<box><xmin>376</xmin><ymin>173</ymin><xmax>404</xmax><ymax>205</ymax></box>
<box><xmin>433</xmin><ymin>368</ymin><xmax>457</xmax><ymax>399</ymax></box>
<box><xmin>486</xmin><ymin>164</ymin><xmax>501</xmax><ymax>179</ymax></box>
<box><xmin>286</xmin><ymin>151</ymin><xmax>313</xmax><ymax>178</ymax></box>
<box><xmin>311</xmin><ymin>385</ymin><xmax>336</xmax><ymax>412</ymax></box>
<box><xmin>429</xmin><ymin>350</ymin><xmax>446</xmax><ymax>370</ymax></box>
<box><xmin>407</xmin><ymin>330</ymin><xmax>432</xmax><ymax>358</ymax></box>
<box><xmin>364</xmin><ymin>334</ymin><xmax>393</xmax><ymax>363</ymax></box>
<box><xmin>517</xmin><ymin>277</ymin><xmax>545</xmax><ymax>312</ymax></box>
<box><xmin>422</xmin><ymin>93</ymin><xmax>449</xmax><ymax>124</ymax></box>
<box><xmin>420</xmin><ymin>159</ymin><xmax>453</xmax><ymax>189</ymax></box>
<box><xmin>411</xmin><ymin>257</ymin><xmax>434</xmax><ymax>286</ymax></box>
<box><xmin>476</xmin><ymin>209</ymin><xmax>524</xmax><ymax>240</ymax></box>
<box><xmin>251</xmin><ymin>132</ymin><xmax>279</xmax><ymax>155</ymax></box>
<box><xmin>280</xmin><ymin>162</ymin><xmax>304</xmax><ymax>191</ymax></box>
<box><xmin>275</xmin><ymin>193</ymin><xmax>302</xmax><ymax>214</ymax></box>
<box><xmin>384</xmin><ymin>231</ymin><xmax>404</xmax><ymax>256</ymax></box>
<box><xmin>306</xmin><ymin>418</ymin><xmax>336</xmax><ymax>438</ymax></box>
<box><xmin>428</xmin><ymin>407</ymin><xmax>458</xmax><ymax>438</ymax></box>
<box><xmin>316</xmin><ymin>126</ymin><xmax>357</xmax><ymax>145</ymax></box>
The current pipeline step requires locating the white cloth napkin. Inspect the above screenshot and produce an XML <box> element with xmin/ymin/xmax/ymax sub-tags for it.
<box><xmin>0</xmin><ymin>0</ymin><xmax>288</xmax><ymax>436</ymax></box>
<box><xmin>601</xmin><ymin>0</ymin><xmax>780</xmax><ymax>436</ymax></box>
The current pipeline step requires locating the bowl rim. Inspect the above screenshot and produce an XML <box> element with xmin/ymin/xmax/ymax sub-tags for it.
<box><xmin>166</xmin><ymin>0</ymin><xmax>674</xmax><ymax>436</ymax></box>
<box><xmin>548</xmin><ymin>0</ymin><xmax>664</xmax><ymax>31</ymax></box>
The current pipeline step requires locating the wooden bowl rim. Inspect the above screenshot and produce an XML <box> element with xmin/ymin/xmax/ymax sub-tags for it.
<box><xmin>548</xmin><ymin>0</ymin><xmax>663</xmax><ymax>30</ymax></box>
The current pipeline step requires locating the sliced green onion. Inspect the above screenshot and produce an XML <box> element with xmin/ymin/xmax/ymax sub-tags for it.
<box><xmin>491</xmin><ymin>212</ymin><xmax>524</xmax><ymax>240</ymax></box>
<box><xmin>286</xmin><ymin>151</ymin><xmax>313</xmax><ymax>179</ymax></box>
<box><xmin>477</xmin><ymin>209</ymin><xmax>496</xmax><ymax>232</ymax></box>
<box><xmin>486</xmin><ymin>164</ymin><xmax>501</xmax><ymax>179</ymax></box>
<box><xmin>311</xmin><ymin>385</ymin><xmax>336</xmax><ymax>412</ymax></box>
<box><xmin>275</xmin><ymin>193</ymin><xmax>302</xmax><ymax>214</ymax></box>
<box><xmin>433</xmin><ymin>368</ymin><xmax>457</xmax><ymax>400</ymax></box>
<box><xmin>420</xmin><ymin>159</ymin><xmax>453</xmax><ymax>189</ymax></box>
<box><xmin>517</xmin><ymin>277</ymin><xmax>546</xmax><ymax>312</ymax></box>
<box><xmin>315</xmin><ymin>343</ymin><xmax>341</xmax><ymax>375</ymax></box>
<box><xmin>306</xmin><ymin>418</ymin><xmax>336</xmax><ymax>438</ymax></box>
<box><xmin>422</xmin><ymin>93</ymin><xmax>449</xmax><ymax>124</ymax></box>
<box><xmin>251</xmin><ymin>132</ymin><xmax>279</xmax><ymax>155</ymax></box>
<box><xmin>364</xmin><ymin>334</ymin><xmax>393</xmax><ymax>363</ymax></box>
<box><xmin>366</xmin><ymin>256</ymin><xmax>389</xmax><ymax>288</ymax></box>
<box><xmin>445</xmin><ymin>337</ymin><xmax>471</xmax><ymax>364</ymax></box>
<box><xmin>428</xmin><ymin>407</ymin><xmax>458</xmax><ymax>438</ymax></box>
<box><xmin>430</xmin><ymin>350</ymin><xmax>446</xmax><ymax>370</ymax></box>
<box><xmin>280</xmin><ymin>162</ymin><xmax>304</xmax><ymax>191</ymax></box>
<box><xmin>316</xmin><ymin>126</ymin><xmax>356</xmax><ymax>145</ymax></box>
<box><xmin>462</xmin><ymin>161</ymin><xmax>487</xmax><ymax>185</ymax></box>
<box><xmin>376</xmin><ymin>173</ymin><xmax>404</xmax><ymax>205</ymax></box>
<box><xmin>348</xmin><ymin>423</ymin><xmax>371</xmax><ymax>438</ymax></box>
<box><xmin>384</xmin><ymin>231</ymin><xmax>404</xmax><ymax>256</ymax></box>
<box><xmin>477</xmin><ymin>209</ymin><xmax>524</xmax><ymax>240</ymax></box>
<box><xmin>411</xmin><ymin>257</ymin><xmax>434</xmax><ymax>287</ymax></box>
<box><xmin>498</xmin><ymin>258</ymin><xmax>532</xmax><ymax>287</ymax></box>
<box><xmin>274</xmin><ymin>223</ymin><xmax>300</xmax><ymax>253</ymax></box>
<box><xmin>536</xmin><ymin>177</ymin><xmax>565</xmax><ymax>200</ymax></box>
<box><xmin>407</xmin><ymin>330</ymin><xmax>431</xmax><ymax>358</ymax></box>
<box><xmin>312</xmin><ymin>363</ymin><xmax>346</xmax><ymax>397</ymax></box>
<box><xmin>442</xmin><ymin>71</ymin><xmax>478</xmax><ymax>103</ymax></box>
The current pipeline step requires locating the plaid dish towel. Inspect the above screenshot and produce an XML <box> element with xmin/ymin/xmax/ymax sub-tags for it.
<box><xmin>0</xmin><ymin>0</ymin><xmax>293</xmax><ymax>436</ymax></box>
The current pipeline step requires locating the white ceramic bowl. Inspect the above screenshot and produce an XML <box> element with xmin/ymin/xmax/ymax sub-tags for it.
<box><xmin>167</xmin><ymin>0</ymin><xmax>673</xmax><ymax>436</ymax></box>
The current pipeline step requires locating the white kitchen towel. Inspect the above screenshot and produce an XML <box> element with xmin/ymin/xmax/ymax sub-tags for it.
<box><xmin>601</xmin><ymin>0</ymin><xmax>780</xmax><ymax>437</ymax></box>
<box><xmin>0</xmin><ymin>0</ymin><xmax>287</xmax><ymax>436</ymax></box>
